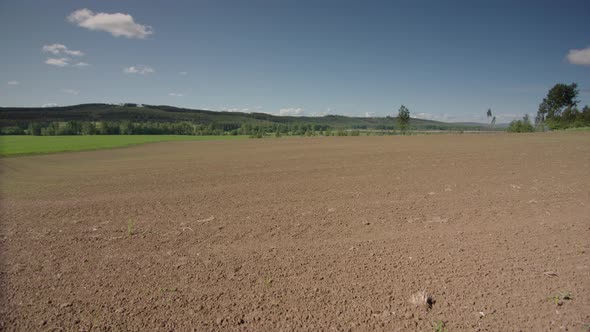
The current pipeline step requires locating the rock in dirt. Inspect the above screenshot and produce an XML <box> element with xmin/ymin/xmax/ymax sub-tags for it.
<box><xmin>409</xmin><ymin>290</ymin><xmax>433</xmax><ymax>309</ymax></box>
<box><xmin>197</xmin><ymin>216</ymin><xmax>215</xmax><ymax>223</ymax></box>
<box><xmin>543</xmin><ymin>271</ymin><xmax>558</xmax><ymax>277</ymax></box>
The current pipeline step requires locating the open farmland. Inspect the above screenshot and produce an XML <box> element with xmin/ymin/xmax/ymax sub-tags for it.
<box><xmin>1</xmin><ymin>133</ymin><xmax>589</xmax><ymax>331</ymax></box>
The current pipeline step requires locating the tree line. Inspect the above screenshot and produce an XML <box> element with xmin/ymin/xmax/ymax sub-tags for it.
<box><xmin>0</xmin><ymin>120</ymin><xmax>342</xmax><ymax>137</ymax></box>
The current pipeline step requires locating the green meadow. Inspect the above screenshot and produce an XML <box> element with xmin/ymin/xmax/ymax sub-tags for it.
<box><xmin>0</xmin><ymin>135</ymin><xmax>247</xmax><ymax>157</ymax></box>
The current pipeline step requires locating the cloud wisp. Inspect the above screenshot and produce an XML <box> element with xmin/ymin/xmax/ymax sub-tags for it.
<box><xmin>168</xmin><ymin>92</ymin><xmax>184</xmax><ymax>97</ymax></box>
<box><xmin>45</xmin><ymin>58</ymin><xmax>70</xmax><ymax>67</ymax></box>
<box><xmin>42</xmin><ymin>44</ymin><xmax>84</xmax><ymax>56</ymax></box>
<box><xmin>124</xmin><ymin>65</ymin><xmax>155</xmax><ymax>75</ymax></box>
<box><xmin>219</xmin><ymin>106</ymin><xmax>264</xmax><ymax>113</ymax></box>
<box><xmin>7</xmin><ymin>81</ymin><xmax>20</xmax><ymax>85</ymax></box>
<box><xmin>566</xmin><ymin>46</ymin><xmax>590</xmax><ymax>66</ymax></box>
<box><xmin>68</xmin><ymin>8</ymin><xmax>153</xmax><ymax>39</ymax></box>
<box><xmin>61</xmin><ymin>89</ymin><xmax>79</xmax><ymax>95</ymax></box>
<box><xmin>279</xmin><ymin>108</ymin><xmax>305</xmax><ymax>116</ymax></box>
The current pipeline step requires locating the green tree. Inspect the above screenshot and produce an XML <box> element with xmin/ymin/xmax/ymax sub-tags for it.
<box><xmin>576</xmin><ymin>105</ymin><xmax>590</xmax><ymax>127</ymax></box>
<box><xmin>27</xmin><ymin>122</ymin><xmax>42</xmax><ymax>135</ymax></box>
<box><xmin>81</xmin><ymin>122</ymin><xmax>97</xmax><ymax>135</ymax></box>
<box><xmin>119</xmin><ymin>121</ymin><xmax>134</xmax><ymax>135</ymax></box>
<box><xmin>42</xmin><ymin>122</ymin><xmax>60</xmax><ymax>136</ymax></box>
<box><xmin>397</xmin><ymin>105</ymin><xmax>410</xmax><ymax>134</ymax></box>
<box><xmin>534</xmin><ymin>113</ymin><xmax>544</xmax><ymax>131</ymax></box>
<box><xmin>537</xmin><ymin>83</ymin><xmax>579</xmax><ymax>128</ymax></box>
<box><xmin>1</xmin><ymin>126</ymin><xmax>25</xmax><ymax>135</ymax></box>
<box><xmin>523</xmin><ymin>114</ymin><xmax>530</xmax><ymax>125</ymax></box>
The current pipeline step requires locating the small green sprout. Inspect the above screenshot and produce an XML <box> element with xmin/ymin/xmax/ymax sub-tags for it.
<box><xmin>127</xmin><ymin>219</ymin><xmax>135</xmax><ymax>236</ymax></box>
<box><xmin>549</xmin><ymin>291</ymin><xmax>573</xmax><ymax>306</ymax></box>
<box><xmin>433</xmin><ymin>320</ymin><xmax>449</xmax><ymax>332</ymax></box>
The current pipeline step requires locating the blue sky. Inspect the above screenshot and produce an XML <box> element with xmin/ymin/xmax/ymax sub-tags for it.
<box><xmin>1</xmin><ymin>0</ymin><xmax>589</xmax><ymax>122</ymax></box>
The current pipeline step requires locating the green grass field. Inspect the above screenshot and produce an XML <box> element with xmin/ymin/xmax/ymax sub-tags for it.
<box><xmin>564</xmin><ymin>126</ymin><xmax>590</xmax><ymax>132</ymax></box>
<box><xmin>0</xmin><ymin>135</ymin><xmax>248</xmax><ymax>157</ymax></box>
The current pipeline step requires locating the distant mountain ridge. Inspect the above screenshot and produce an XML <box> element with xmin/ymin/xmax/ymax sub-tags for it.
<box><xmin>0</xmin><ymin>103</ymin><xmax>498</xmax><ymax>130</ymax></box>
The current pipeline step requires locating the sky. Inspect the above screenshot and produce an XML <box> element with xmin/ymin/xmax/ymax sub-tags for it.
<box><xmin>1</xmin><ymin>0</ymin><xmax>589</xmax><ymax>123</ymax></box>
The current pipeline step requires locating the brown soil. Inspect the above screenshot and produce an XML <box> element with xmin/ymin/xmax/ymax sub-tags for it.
<box><xmin>1</xmin><ymin>133</ymin><xmax>589</xmax><ymax>331</ymax></box>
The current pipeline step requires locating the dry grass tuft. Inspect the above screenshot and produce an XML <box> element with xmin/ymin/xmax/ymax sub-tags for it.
<box><xmin>409</xmin><ymin>290</ymin><xmax>433</xmax><ymax>308</ymax></box>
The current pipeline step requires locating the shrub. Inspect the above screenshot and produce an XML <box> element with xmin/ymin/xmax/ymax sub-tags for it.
<box><xmin>507</xmin><ymin>114</ymin><xmax>534</xmax><ymax>133</ymax></box>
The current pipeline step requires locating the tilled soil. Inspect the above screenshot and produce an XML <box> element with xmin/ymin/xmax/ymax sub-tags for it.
<box><xmin>1</xmin><ymin>133</ymin><xmax>589</xmax><ymax>331</ymax></box>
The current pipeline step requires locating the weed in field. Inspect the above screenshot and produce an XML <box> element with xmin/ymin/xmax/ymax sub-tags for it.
<box><xmin>127</xmin><ymin>219</ymin><xmax>135</xmax><ymax>236</ymax></box>
<box><xmin>433</xmin><ymin>320</ymin><xmax>448</xmax><ymax>332</ymax></box>
<box><xmin>549</xmin><ymin>291</ymin><xmax>573</xmax><ymax>306</ymax></box>
<box><xmin>91</xmin><ymin>318</ymin><xmax>100</xmax><ymax>330</ymax></box>
<box><xmin>160</xmin><ymin>287</ymin><xmax>178</xmax><ymax>293</ymax></box>
<box><xmin>264</xmin><ymin>277</ymin><xmax>273</xmax><ymax>286</ymax></box>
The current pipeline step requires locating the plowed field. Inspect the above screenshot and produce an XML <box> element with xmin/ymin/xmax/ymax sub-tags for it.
<box><xmin>1</xmin><ymin>133</ymin><xmax>589</xmax><ymax>331</ymax></box>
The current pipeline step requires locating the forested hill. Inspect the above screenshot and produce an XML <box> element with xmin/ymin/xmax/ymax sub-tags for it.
<box><xmin>0</xmin><ymin>103</ymin><xmax>491</xmax><ymax>130</ymax></box>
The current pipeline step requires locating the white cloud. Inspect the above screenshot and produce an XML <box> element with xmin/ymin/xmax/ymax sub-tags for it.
<box><xmin>41</xmin><ymin>103</ymin><xmax>59</xmax><ymax>108</ymax></box>
<box><xmin>494</xmin><ymin>113</ymin><xmax>522</xmax><ymax>122</ymax></box>
<box><xmin>7</xmin><ymin>81</ymin><xmax>19</xmax><ymax>85</ymax></box>
<box><xmin>42</xmin><ymin>44</ymin><xmax>88</xmax><ymax>67</ymax></box>
<box><xmin>124</xmin><ymin>65</ymin><xmax>154</xmax><ymax>75</ymax></box>
<box><xmin>365</xmin><ymin>112</ymin><xmax>376</xmax><ymax>117</ymax></box>
<box><xmin>168</xmin><ymin>92</ymin><xmax>184</xmax><ymax>97</ymax></box>
<box><xmin>62</xmin><ymin>89</ymin><xmax>79</xmax><ymax>95</ymax></box>
<box><xmin>42</xmin><ymin>44</ymin><xmax>84</xmax><ymax>56</ymax></box>
<box><xmin>221</xmin><ymin>107</ymin><xmax>249</xmax><ymax>112</ymax></box>
<box><xmin>279</xmin><ymin>108</ymin><xmax>305</xmax><ymax>116</ymax></box>
<box><xmin>68</xmin><ymin>8</ymin><xmax>153</xmax><ymax>39</ymax></box>
<box><xmin>45</xmin><ymin>58</ymin><xmax>70</xmax><ymax>67</ymax></box>
<box><xmin>414</xmin><ymin>112</ymin><xmax>525</xmax><ymax>124</ymax></box>
<box><xmin>415</xmin><ymin>112</ymin><xmax>438</xmax><ymax>121</ymax></box>
<box><xmin>414</xmin><ymin>112</ymin><xmax>457</xmax><ymax>122</ymax></box>
<box><xmin>179</xmin><ymin>71</ymin><xmax>188</xmax><ymax>76</ymax></box>
<box><xmin>307</xmin><ymin>107</ymin><xmax>332</xmax><ymax>117</ymax></box>
<box><xmin>566</xmin><ymin>46</ymin><xmax>590</xmax><ymax>66</ymax></box>
<box><xmin>219</xmin><ymin>106</ymin><xmax>264</xmax><ymax>113</ymax></box>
